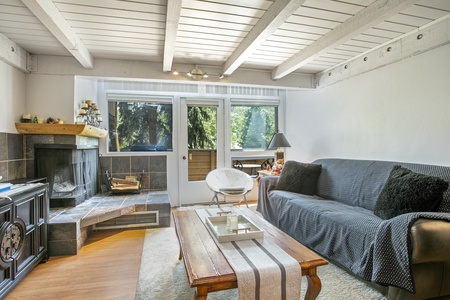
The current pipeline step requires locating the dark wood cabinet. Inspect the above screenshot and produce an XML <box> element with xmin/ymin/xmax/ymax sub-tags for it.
<box><xmin>0</xmin><ymin>183</ymin><xmax>48</xmax><ymax>297</ymax></box>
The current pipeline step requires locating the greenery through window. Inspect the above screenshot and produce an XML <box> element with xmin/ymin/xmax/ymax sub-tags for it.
<box><xmin>231</xmin><ymin>105</ymin><xmax>277</xmax><ymax>150</ymax></box>
<box><xmin>108</xmin><ymin>101</ymin><xmax>173</xmax><ymax>152</ymax></box>
<box><xmin>188</xmin><ymin>106</ymin><xmax>217</xmax><ymax>149</ymax></box>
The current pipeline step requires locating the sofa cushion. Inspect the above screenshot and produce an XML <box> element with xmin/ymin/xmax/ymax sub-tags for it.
<box><xmin>276</xmin><ymin>161</ymin><xmax>322</xmax><ymax>195</ymax></box>
<box><xmin>314</xmin><ymin>159</ymin><xmax>394</xmax><ymax>210</ymax></box>
<box><xmin>374</xmin><ymin>166</ymin><xmax>449</xmax><ymax>219</ymax></box>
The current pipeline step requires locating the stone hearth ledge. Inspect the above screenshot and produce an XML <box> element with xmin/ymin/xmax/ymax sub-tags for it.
<box><xmin>48</xmin><ymin>191</ymin><xmax>170</xmax><ymax>256</ymax></box>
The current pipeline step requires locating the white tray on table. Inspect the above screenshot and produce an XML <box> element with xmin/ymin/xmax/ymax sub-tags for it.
<box><xmin>205</xmin><ymin>214</ymin><xmax>264</xmax><ymax>243</ymax></box>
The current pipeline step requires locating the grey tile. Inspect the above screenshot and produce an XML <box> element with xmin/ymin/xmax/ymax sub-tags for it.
<box><xmin>8</xmin><ymin>160</ymin><xmax>26</xmax><ymax>181</ymax></box>
<box><xmin>48</xmin><ymin>239</ymin><xmax>78</xmax><ymax>256</ymax></box>
<box><xmin>150</xmin><ymin>172</ymin><xmax>167</xmax><ymax>190</ymax></box>
<box><xmin>111</xmin><ymin>156</ymin><xmax>130</xmax><ymax>174</ymax></box>
<box><xmin>25</xmin><ymin>135</ymin><xmax>54</xmax><ymax>159</ymax></box>
<box><xmin>0</xmin><ymin>133</ymin><xmax>7</xmax><ymax>161</ymax></box>
<box><xmin>159</xmin><ymin>216</ymin><xmax>171</xmax><ymax>227</ymax></box>
<box><xmin>150</xmin><ymin>156</ymin><xmax>167</xmax><ymax>172</ymax></box>
<box><xmin>26</xmin><ymin>159</ymin><xmax>35</xmax><ymax>178</ymax></box>
<box><xmin>133</xmin><ymin>204</ymin><xmax>147</xmax><ymax>212</ymax></box>
<box><xmin>53</xmin><ymin>135</ymin><xmax>77</xmax><ymax>145</ymax></box>
<box><xmin>99</xmin><ymin>156</ymin><xmax>112</xmax><ymax>173</ymax></box>
<box><xmin>49</xmin><ymin>223</ymin><xmax>78</xmax><ymax>240</ymax></box>
<box><xmin>131</xmin><ymin>156</ymin><xmax>149</xmax><ymax>172</ymax></box>
<box><xmin>0</xmin><ymin>162</ymin><xmax>7</xmax><ymax>182</ymax></box>
<box><xmin>80</xmin><ymin>216</ymin><xmax>101</xmax><ymax>228</ymax></box>
<box><xmin>8</xmin><ymin>133</ymin><xmax>24</xmax><ymax>160</ymax></box>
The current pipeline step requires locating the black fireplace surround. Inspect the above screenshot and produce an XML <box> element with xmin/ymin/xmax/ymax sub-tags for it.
<box><xmin>35</xmin><ymin>144</ymin><xmax>98</xmax><ymax>208</ymax></box>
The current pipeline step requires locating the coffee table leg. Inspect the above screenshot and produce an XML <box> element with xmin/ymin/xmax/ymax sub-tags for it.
<box><xmin>194</xmin><ymin>286</ymin><xmax>208</xmax><ymax>300</ymax></box>
<box><xmin>304</xmin><ymin>268</ymin><xmax>322</xmax><ymax>300</ymax></box>
<box><xmin>174</xmin><ymin>229</ymin><xmax>183</xmax><ymax>260</ymax></box>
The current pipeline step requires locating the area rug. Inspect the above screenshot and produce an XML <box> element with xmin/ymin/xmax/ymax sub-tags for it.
<box><xmin>135</xmin><ymin>227</ymin><xmax>388</xmax><ymax>300</ymax></box>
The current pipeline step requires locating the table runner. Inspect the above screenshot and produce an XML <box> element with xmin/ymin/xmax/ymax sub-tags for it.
<box><xmin>195</xmin><ymin>207</ymin><xmax>301</xmax><ymax>300</ymax></box>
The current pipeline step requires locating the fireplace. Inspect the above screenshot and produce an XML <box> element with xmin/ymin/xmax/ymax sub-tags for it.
<box><xmin>35</xmin><ymin>144</ymin><xmax>98</xmax><ymax>208</ymax></box>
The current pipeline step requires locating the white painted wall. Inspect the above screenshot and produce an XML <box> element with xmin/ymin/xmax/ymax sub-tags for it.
<box><xmin>0</xmin><ymin>60</ymin><xmax>26</xmax><ymax>133</ymax></box>
<box><xmin>74</xmin><ymin>76</ymin><xmax>98</xmax><ymax>123</ymax></box>
<box><xmin>286</xmin><ymin>43</ymin><xmax>450</xmax><ymax>167</ymax></box>
<box><xmin>25</xmin><ymin>74</ymin><xmax>74</xmax><ymax>124</ymax></box>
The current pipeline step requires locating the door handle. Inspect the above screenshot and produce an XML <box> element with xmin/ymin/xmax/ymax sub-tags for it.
<box><xmin>182</xmin><ymin>156</ymin><xmax>187</xmax><ymax>160</ymax></box>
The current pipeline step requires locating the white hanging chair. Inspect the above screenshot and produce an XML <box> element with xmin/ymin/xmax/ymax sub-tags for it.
<box><xmin>205</xmin><ymin>168</ymin><xmax>254</xmax><ymax>207</ymax></box>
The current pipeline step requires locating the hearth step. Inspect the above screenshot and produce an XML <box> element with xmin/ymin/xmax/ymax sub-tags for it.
<box><xmin>48</xmin><ymin>191</ymin><xmax>171</xmax><ymax>256</ymax></box>
<box><xmin>93</xmin><ymin>211</ymin><xmax>160</xmax><ymax>230</ymax></box>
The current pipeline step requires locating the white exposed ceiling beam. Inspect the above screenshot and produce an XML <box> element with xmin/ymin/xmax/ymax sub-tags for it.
<box><xmin>21</xmin><ymin>0</ymin><xmax>94</xmax><ymax>68</ymax></box>
<box><xmin>271</xmin><ymin>0</ymin><xmax>420</xmax><ymax>80</ymax></box>
<box><xmin>222</xmin><ymin>0</ymin><xmax>306</xmax><ymax>76</ymax></box>
<box><xmin>0</xmin><ymin>33</ymin><xmax>29</xmax><ymax>72</ymax></box>
<box><xmin>163</xmin><ymin>0</ymin><xmax>182</xmax><ymax>72</ymax></box>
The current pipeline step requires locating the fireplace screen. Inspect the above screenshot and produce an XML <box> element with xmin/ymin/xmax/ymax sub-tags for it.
<box><xmin>35</xmin><ymin>145</ymin><xmax>98</xmax><ymax>207</ymax></box>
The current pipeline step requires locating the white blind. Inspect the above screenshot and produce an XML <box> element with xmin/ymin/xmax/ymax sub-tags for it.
<box><xmin>107</xmin><ymin>93</ymin><xmax>173</xmax><ymax>104</ymax></box>
<box><xmin>230</xmin><ymin>99</ymin><xmax>280</xmax><ymax>106</ymax></box>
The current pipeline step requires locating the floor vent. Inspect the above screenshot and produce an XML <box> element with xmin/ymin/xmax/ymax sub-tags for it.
<box><xmin>93</xmin><ymin>211</ymin><xmax>159</xmax><ymax>230</ymax></box>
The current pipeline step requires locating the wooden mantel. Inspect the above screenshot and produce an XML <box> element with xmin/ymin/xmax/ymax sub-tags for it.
<box><xmin>15</xmin><ymin>123</ymin><xmax>107</xmax><ymax>138</ymax></box>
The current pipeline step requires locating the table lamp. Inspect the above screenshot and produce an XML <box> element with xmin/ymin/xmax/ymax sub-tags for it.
<box><xmin>268</xmin><ymin>131</ymin><xmax>291</xmax><ymax>162</ymax></box>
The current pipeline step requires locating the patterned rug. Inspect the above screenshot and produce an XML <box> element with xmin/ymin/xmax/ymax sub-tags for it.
<box><xmin>135</xmin><ymin>226</ymin><xmax>388</xmax><ymax>300</ymax></box>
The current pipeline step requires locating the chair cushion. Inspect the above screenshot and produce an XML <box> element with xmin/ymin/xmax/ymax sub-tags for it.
<box><xmin>219</xmin><ymin>187</ymin><xmax>246</xmax><ymax>194</ymax></box>
<box><xmin>374</xmin><ymin>166</ymin><xmax>449</xmax><ymax>219</ymax></box>
<box><xmin>276</xmin><ymin>161</ymin><xmax>322</xmax><ymax>195</ymax></box>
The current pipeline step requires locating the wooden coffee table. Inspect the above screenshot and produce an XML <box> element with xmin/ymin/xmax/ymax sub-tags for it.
<box><xmin>173</xmin><ymin>206</ymin><xmax>328</xmax><ymax>300</ymax></box>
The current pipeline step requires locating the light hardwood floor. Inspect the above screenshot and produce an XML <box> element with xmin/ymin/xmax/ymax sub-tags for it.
<box><xmin>5</xmin><ymin>229</ymin><xmax>146</xmax><ymax>300</ymax></box>
<box><xmin>5</xmin><ymin>201</ymin><xmax>257</xmax><ymax>300</ymax></box>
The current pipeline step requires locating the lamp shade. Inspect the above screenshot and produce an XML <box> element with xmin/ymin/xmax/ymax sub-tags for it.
<box><xmin>267</xmin><ymin>132</ymin><xmax>291</xmax><ymax>150</ymax></box>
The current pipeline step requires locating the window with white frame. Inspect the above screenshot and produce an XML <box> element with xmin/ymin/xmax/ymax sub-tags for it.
<box><xmin>107</xmin><ymin>94</ymin><xmax>173</xmax><ymax>152</ymax></box>
<box><xmin>230</xmin><ymin>100</ymin><xmax>279</xmax><ymax>151</ymax></box>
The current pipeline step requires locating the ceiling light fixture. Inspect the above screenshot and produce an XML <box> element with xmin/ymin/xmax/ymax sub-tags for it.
<box><xmin>188</xmin><ymin>65</ymin><xmax>206</xmax><ymax>81</ymax></box>
<box><xmin>171</xmin><ymin>65</ymin><xmax>225</xmax><ymax>80</ymax></box>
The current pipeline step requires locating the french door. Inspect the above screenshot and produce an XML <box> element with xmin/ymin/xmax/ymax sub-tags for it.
<box><xmin>179</xmin><ymin>98</ymin><xmax>225</xmax><ymax>205</ymax></box>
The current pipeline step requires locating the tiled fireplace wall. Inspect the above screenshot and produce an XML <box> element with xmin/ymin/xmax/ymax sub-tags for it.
<box><xmin>0</xmin><ymin>132</ymin><xmax>168</xmax><ymax>192</ymax></box>
<box><xmin>98</xmin><ymin>155</ymin><xmax>167</xmax><ymax>191</ymax></box>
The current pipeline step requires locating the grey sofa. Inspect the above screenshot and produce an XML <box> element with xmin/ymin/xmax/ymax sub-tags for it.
<box><xmin>257</xmin><ymin>158</ymin><xmax>450</xmax><ymax>300</ymax></box>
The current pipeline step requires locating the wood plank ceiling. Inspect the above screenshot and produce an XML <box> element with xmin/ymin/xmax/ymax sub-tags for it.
<box><xmin>0</xmin><ymin>0</ymin><xmax>449</xmax><ymax>79</ymax></box>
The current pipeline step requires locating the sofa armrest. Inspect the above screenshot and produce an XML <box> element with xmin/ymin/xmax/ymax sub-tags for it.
<box><xmin>411</xmin><ymin>218</ymin><xmax>450</xmax><ymax>263</ymax></box>
<box><xmin>259</xmin><ymin>176</ymin><xmax>279</xmax><ymax>192</ymax></box>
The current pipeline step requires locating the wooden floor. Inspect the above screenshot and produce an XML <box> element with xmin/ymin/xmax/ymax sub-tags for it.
<box><xmin>5</xmin><ymin>201</ymin><xmax>258</xmax><ymax>300</ymax></box>
<box><xmin>5</xmin><ymin>229</ymin><xmax>146</xmax><ymax>300</ymax></box>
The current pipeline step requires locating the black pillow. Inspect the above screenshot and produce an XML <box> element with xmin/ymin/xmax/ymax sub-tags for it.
<box><xmin>276</xmin><ymin>161</ymin><xmax>322</xmax><ymax>195</ymax></box>
<box><xmin>374</xmin><ymin>166</ymin><xmax>449</xmax><ymax>219</ymax></box>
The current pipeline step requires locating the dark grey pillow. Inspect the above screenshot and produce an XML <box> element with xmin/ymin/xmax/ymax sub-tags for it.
<box><xmin>276</xmin><ymin>161</ymin><xmax>322</xmax><ymax>195</ymax></box>
<box><xmin>374</xmin><ymin>166</ymin><xmax>449</xmax><ymax>219</ymax></box>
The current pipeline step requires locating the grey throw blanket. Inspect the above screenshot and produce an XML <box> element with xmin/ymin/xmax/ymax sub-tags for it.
<box><xmin>257</xmin><ymin>177</ymin><xmax>450</xmax><ymax>293</ymax></box>
<box><xmin>364</xmin><ymin>212</ymin><xmax>450</xmax><ymax>293</ymax></box>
